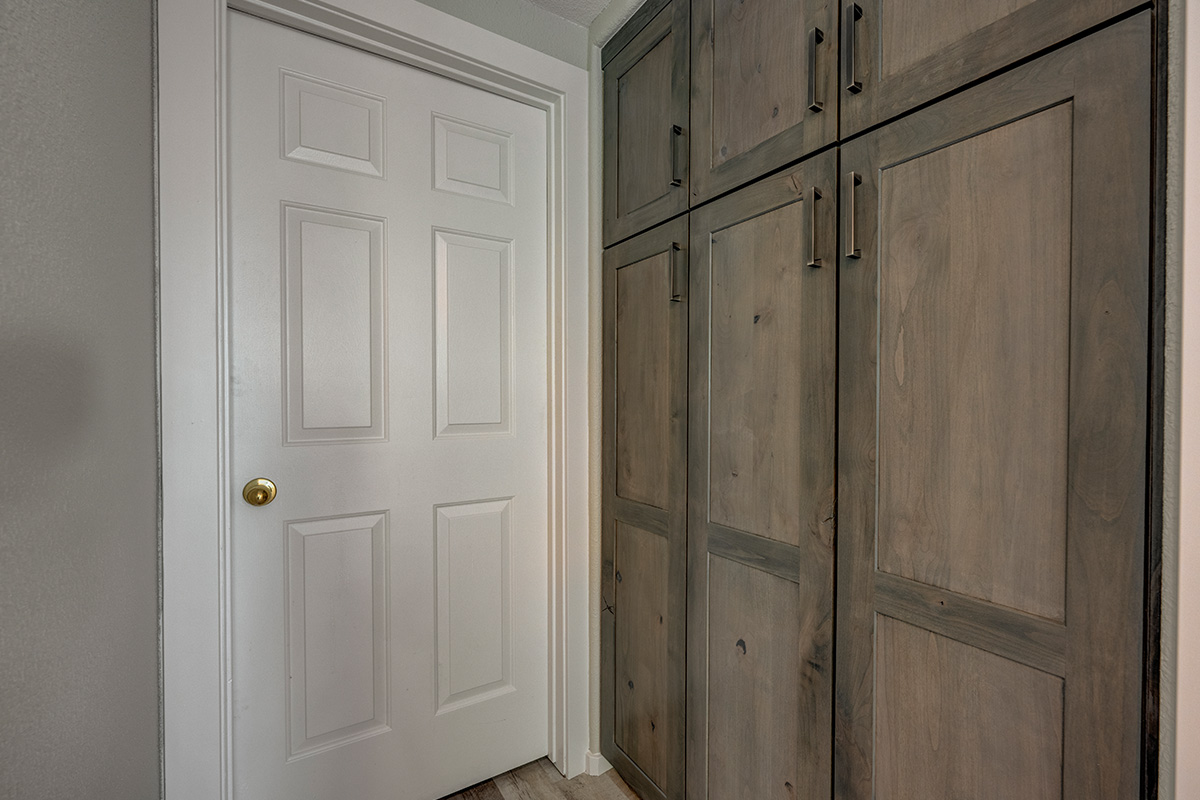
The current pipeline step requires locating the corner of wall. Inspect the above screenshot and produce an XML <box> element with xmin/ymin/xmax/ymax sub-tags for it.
<box><xmin>586</xmin><ymin>37</ymin><xmax>605</xmax><ymax>758</ymax></box>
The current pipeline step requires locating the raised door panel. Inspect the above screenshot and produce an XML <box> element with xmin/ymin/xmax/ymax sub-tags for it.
<box><xmin>603</xmin><ymin>0</ymin><xmax>690</xmax><ymax>246</ymax></box>
<box><xmin>691</xmin><ymin>0</ymin><xmax>836</xmax><ymax>205</ymax></box>
<box><xmin>839</xmin><ymin>0</ymin><xmax>1142</xmax><ymax>135</ymax></box>
<box><xmin>602</xmin><ymin>216</ymin><xmax>689</xmax><ymax>800</ymax></box>
<box><xmin>836</xmin><ymin>15</ymin><xmax>1149</xmax><ymax>800</ymax></box>
<box><xmin>688</xmin><ymin>155</ymin><xmax>836</xmax><ymax>800</ymax></box>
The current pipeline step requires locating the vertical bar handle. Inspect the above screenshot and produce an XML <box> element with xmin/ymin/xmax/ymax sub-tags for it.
<box><xmin>670</xmin><ymin>242</ymin><xmax>686</xmax><ymax>302</ymax></box>
<box><xmin>807</xmin><ymin>27</ymin><xmax>825</xmax><ymax>113</ymax></box>
<box><xmin>805</xmin><ymin>186</ymin><xmax>823</xmax><ymax>268</ymax></box>
<box><xmin>843</xmin><ymin>171</ymin><xmax>862</xmax><ymax>259</ymax></box>
<box><xmin>843</xmin><ymin>3</ymin><xmax>863</xmax><ymax>93</ymax></box>
<box><xmin>670</xmin><ymin>125</ymin><xmax>685</xmax><ymax>187</ymax></box>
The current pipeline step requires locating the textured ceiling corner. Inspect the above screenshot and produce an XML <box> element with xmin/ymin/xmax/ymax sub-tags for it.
<box><xmin>585</xmin><ymin>0</ymin><xmax>646</xmax><ymax>47</ymax></box>
<box><xmin>526</xmin><ymin>0</ymin><xmax>612</xmax><ymax>26</ymax></box>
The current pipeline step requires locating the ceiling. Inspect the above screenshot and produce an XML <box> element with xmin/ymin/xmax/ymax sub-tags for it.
<box><xmin>525</xmin><ymin>0</ymin><xmax>611</xmax><ymax>26</ymax></box>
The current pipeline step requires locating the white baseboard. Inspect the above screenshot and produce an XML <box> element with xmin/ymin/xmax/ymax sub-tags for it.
<box><xmin>585</xmin><ymin>750</ymin><xmax>612</xmax><ymax>776</ymax></box>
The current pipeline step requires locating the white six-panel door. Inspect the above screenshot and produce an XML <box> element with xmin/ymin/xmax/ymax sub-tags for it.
<box><xmin>228</xmin><ymin>11</ymin><xmax>549</xmax><ymax>798</ymax></box>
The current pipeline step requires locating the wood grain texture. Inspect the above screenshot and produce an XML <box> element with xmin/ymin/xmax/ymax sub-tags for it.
<box><xmin>841</xmin><ymin>0</ymin><xmax>1143</xmax><ymax>135</ymax></box>
<box><xmin>450</xmin><ymin>780</ymin><xmax>507</xmax><ymax>800</ymax></box>
<box><xmin>442</xmin><ymin>758</ymin><xmax>638</xmax><ymax>800</ymax></box>
<box><xmin>874</xmin><ymin>572</ymin><xmax>1066</xmax><ymax>677</ymax></box>
<box><xmin>603</xmin><ymin>0</ymin><xmax>689</xmax><ymax>246</ymax></box>
<box><xmin>880</xmin><ymin>0</ymin><xmax>1038</xmax><ymax>77</ymax></box>
<box><xmin>614</xmin><ymin>522</ymin><xmax>670</xmax><ymax>790</ymax></box>
<box><xmin>706</xmin><ymin>556</ymin><xmax>802</xmax><ymax>800</ymax></box>
<box><xmin>690</xmin><ymin>0</ymin><xmax>835</xmax><ymax>205</ymax></box>
<box><xmin>709</xmin><ymin>0</ymin><xmax>808</xmax><ymax>164</ymax></box>
<box><xmin>835</xmin><ymin>15</ymin><xmax>1150</xmax><ymax>800</ymax></box>
<box><xmin>688</xmin><ymin>158</ymin><xmax>836</xmax><ymax>800</ymax></box>
<box><xmin>707</xmin><ymin>523</ymin><xmax>802</xmax><ymax>584</ymax></box>
<box><xmin>876</xmin><ymin>102</ymin><xmax>1072</xmax><ymax>622</ymax></box>
<box><xmin>612</xmin><ymin>497</ymin><xmax>669</xmax><ymax>539</ymax></box>
<box><xmin>707</xmin><ymin>198</ymin><xmax>808</xmax><ymax>546</ymax></box>
<box><xmin>615</xmin><ymin>251</ymin><xmax>672</xmax><ymax>508</ymax></box>
<box><xmin>602</xmin><ymin>216</ymin><xmax>688</xmax><ymax>800</ymax></box>
<box><xmin>616</xmin><ymin>34</ymin><xmax>674</xmax><ymax>220</ymax></box>
<box><xmin>874</xmin><ymin>616</ymin><xmax>1064</xmax><ymax>800</ymax></box>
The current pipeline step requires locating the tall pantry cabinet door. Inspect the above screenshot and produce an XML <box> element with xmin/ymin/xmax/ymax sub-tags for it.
<box><xmin>690</xmin><ymin>0</ymin><xmax>836</xmax><ymax>205</ymax></box>
<box><xmin>837</xmin><ymin>14</ymin><xmax>1150</xmax><ymax>800</ymax></box>
<box><xmin>603</xmin><ymin>0</ymin><xmax>690</xmax><ymax>246</ymax></box>
<box><xmin>601</xmin><ymin>216</ymin><xmax>689</xmax><ymax>800</ymax></box>
<box><xmin>838</xmin><ymin>0</ymin><xmax>1143</xmax><ymax>135</ymax></box>
<box><xmin>687</xmin><ymin>154</ymin><xmax>837</xmax><ymax>800</ymax></box>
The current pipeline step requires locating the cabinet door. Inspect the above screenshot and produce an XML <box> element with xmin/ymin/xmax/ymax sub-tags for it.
<box><xmin>603</xmin><ymin>0</ymin><xmax>690</xmax><ymax>247</ymax></box>
<box><xmin>690</xmin><ymin>0</ymin><xmax>836</xmax><ymax>205</ymax></box>
<box><xmin>601</xmin><ymin>216</ymin><xmax>688</xmax><ymax>800</ymax></box>
<box><xmin>687</xmin><ymin>154</ymin><xmax>837</xmax><ymax>800</ymax></box>
<box><xmin>836</xmin><ymin>13</ymin><xmax>1149</xmax><ymax>800</ymax></box>
<box><xmin>839</xmin><ymin>0</ymin><xmax>1142</xmax><ymax>135</ymax></box>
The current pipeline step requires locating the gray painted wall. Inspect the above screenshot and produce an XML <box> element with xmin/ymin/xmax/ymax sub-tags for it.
<box><xmin>585</xmin><ymin>0</ymin><xmax>642</xmax><ymax>759</ymax></box>
<box><xmin>414</xmin><ymin>0</ymin><xmax>590</xmax><ymax>68</ymax></box>
<box><xmin>0</xmin><ymin>1</ymin><xmax>161</xmax><ymax>798</ymax></box>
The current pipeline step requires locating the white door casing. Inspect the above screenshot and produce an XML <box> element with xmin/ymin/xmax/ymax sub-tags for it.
<box><xmin>159</xmin><ymin>1</ymin><xmax>591</xmax><ymax>796</ymax></box>
<box><xmin>228</xmin><ymin>12</ymin><xmax>548</xmax><ymax>797</ymax></box>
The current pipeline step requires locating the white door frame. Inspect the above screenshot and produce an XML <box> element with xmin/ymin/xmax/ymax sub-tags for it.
<box><xmin>159</xmin><ymin>1</ymin><xmax>591</xmax><ymax>795</ymax></box>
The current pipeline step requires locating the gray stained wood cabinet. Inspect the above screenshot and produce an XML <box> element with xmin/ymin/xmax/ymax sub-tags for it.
<box><xmin>838</xmin><ymin>0</ymin><xmax>1145</xmax><ymax>136</ymax></box>
<box><xmin>687</xmin><ymin>154</ymin><xmax>837</xmax><ymax>800</ymax></box>
<box><xmin>601</xmin><ymin>2</ymin><xmax>1157</xmax><ymax>799</ymax></box>
<box><xmin>602</xmin><ymin>0</ymin><xmax>690</xmax><ymax>247</ymax></box>
<box><xmin>689</xmin><ymin>0</ymin><xmax>836</xmax><ymax>204</ymax></box>
<box><xmin>601</xmin><ymin>216</ymin><xmax>689</xmax><ymax>800</ymax></box>
<box><xmin>837</xmin><ymin>14</ymin><xmax>1150</xmax><ymax>799</ymax></box>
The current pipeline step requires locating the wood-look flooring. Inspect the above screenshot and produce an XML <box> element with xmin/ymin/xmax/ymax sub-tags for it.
<box><xmin>441</xmin><ymin>759</ymin><xmax>639</xmax><ymax>800</ymax></box>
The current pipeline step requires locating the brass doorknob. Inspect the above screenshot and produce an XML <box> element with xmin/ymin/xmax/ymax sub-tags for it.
<box><xmin>242</xmin><ymin>478</ymin><xmax>277</xmax><ymax>506</ymax></box>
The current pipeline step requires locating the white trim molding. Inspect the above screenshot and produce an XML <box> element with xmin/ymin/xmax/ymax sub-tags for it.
<box><xmin>158</xmin><ymin>1</ymin><xmax>591</xmax><ymax>795</ymax></box>
<box><xmin>584</xmin><ymin>750</ymin><xmax>613</xmax><ymax>777</ymax></box>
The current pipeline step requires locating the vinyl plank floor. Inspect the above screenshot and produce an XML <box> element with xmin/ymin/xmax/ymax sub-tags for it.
<box><xmin>442</xmin><ymin>759</ymin><xmax>639</xmax><ymax>800</ymax></box>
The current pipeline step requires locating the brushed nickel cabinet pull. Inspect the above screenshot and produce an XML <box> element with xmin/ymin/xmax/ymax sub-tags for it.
<box><xmin>843</xmin><ymin>171</ymin><xmax>863</xmax><ymax>259</ymax></box>
<box><xmin>670</xmin><ymin>125</ymin><xmax>685</xmax><ymax>187</ymax></box>
<box><xmin>805</xmin><ymin>186</ymin><xmax>823</xmax><ymax>267</ymax></box>
<box><xmin>843</xmin><ymin>3</ymin><xmax>863</xmax><ymax>94</ymax></box>
<box><xmin>807</xmin><ymin>27</ymin><xmax>825</xmax><ymax>113</ymax></box>
<box><xmin>670</xmin><ymin>242</ymin><xmax>686</xmax><ymax>302</ymax></box>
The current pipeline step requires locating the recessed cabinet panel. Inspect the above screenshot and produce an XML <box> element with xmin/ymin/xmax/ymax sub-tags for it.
<box><xmin>618</xmin><ymin>36</ymin><xmax>674</xmax><ymax>217</ymax></box>
<box><xmin>837</xmin><ymin>16</ymin><xmax>1149</xmax><ymax>800</ymax></box>
<box><xmin>706</xmin><ymin>199</ymin><xmax>809</xmax><ymax>547</ymax></box>
<box><xmin>875</xmin><ymin>616</ymin><xmax>1065</xmax><ymax>799</ymax></box>
<box><xmin>691</xmin><ymin>0</ymin><xmax>836</xmax><ymax>205</ymax></box>
<box><xmin>614</xmin><ymin>522</ymin><xmax>671</xmax><ymax>791</ymax></box>
<box><xmin>602</xmin><ymin>216</ymin><xmax>688</xmax><ymax>800</ymax></box>
<box><xmin>876</xmin><ymin>104</ymin><xmax>1072</xmax><ymax>622</ymax></box>
<box><xmin>840</xmin><ymin>0</ymin><xmax>1142</xmax><ymax>135</ymax></box>
<box><xmin>706</xmin><ymin>556</ymin><xmax>803</xmax><ymax>800</ymax></box>
<box><xmin>615</xmin><ymin>250</ymin><xmax>673</xmax><ymax>508</ymax></box>
<box><xmin>603</xmin><ymin>0</ymin><xmax>690</xmax><ymax>246</ymax></box>
<box><xmin>688</xmin><ymin>157</ymin><xmax>836</xmax><ymax>800</ymax></box>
